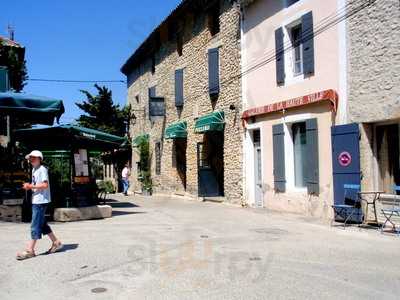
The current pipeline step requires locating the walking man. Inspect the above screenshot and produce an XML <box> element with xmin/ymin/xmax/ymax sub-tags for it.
<box><xmin>122</xmin><ymin>163</ymin><xmax>130</xmax><ymax>196</ymax></box>
<box><xmin>16</xmin><ymin>150</ymin><xmax>62</xmax><ymax>260</ymax></box>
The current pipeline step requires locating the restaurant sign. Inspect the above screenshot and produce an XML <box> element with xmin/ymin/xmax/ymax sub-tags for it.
<box><xmin>242</xmin><ymin>89</ymin><xmax>338</xmax><ymax>120</ymax></box>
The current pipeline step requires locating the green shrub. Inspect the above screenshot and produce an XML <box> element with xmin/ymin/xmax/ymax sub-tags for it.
<box><xmin>97</xmin><ymin>180</ymin><xmax>115</xmax><ymax>193</ymax></box>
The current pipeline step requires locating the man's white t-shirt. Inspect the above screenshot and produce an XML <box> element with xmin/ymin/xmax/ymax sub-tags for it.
<box><xmin>122</xmin><ymin>167</ymin><xmax>129</xmax><ymax>179</ymax></box>
<box><xmin>32</xmin><ymin>165</ymin><xmax>51</xmax><ymax>204</ymax></box>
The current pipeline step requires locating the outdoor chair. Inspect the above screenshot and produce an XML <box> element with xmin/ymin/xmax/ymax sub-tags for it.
<box><xmin>380</xmin><ymin>185</ymin><xmax>400</xmax><ymax>235</ymax></box>
<box><xmin>332</xmin><ymin>184</ymin><xmax>362</xmax><ymax>228</ymax></box>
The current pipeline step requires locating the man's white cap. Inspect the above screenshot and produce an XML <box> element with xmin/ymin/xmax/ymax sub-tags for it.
<box><xmin>25</xmin><ymin>150</ymin><xmax>43</xmax><ymax>160</ymax></box>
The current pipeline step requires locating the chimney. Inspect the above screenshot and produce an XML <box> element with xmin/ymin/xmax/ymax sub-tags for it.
<box><xmin>7</xmin><ymin>24</ymin><xmax>14</xmax><ymax>41</ymax></box>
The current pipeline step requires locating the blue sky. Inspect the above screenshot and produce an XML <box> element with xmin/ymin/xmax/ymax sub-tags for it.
<box><xmin>1</xmin><ymin>0</ymin><xmax>181</xmax><ymax>123</ymax></box>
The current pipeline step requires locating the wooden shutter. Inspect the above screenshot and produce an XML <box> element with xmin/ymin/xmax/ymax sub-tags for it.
<box><xmin>273</xmin><ymin>124</ymin><xmax>286</xmax><ymax>192</ymax></box>
<box><xmin>302</xmin><ymin>11</ymin><xmax>315</xmax><ymax>75</ymax></box>
<box><xmin>306</xmin><ymin>118</ymin><xmax>319</xmax><ymax>194</ymax></box>
<box><xmin>208</xmin><ymin>48</ymin><xmax>220</xmax><ymax>95</ymax></box>
<box><xmin>275</xmin><ymin>27</ymin><xmax>285</xmax><ymax>85</ymax></box>
<box><xmin>175</xmin><ymin>69</ymin><xmax>184</xmax><ymax>107</ymax></box>
<box><xmin>148</xmin><ymin>86</ymin><xmax>156</xmax><ymax>98</ymax></box>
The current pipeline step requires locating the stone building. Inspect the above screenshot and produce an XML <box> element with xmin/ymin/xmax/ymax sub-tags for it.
<box><xmin>346</xmin><ymin>0</ymin><xmax>400</xmax><ymax>193</ymax></box>
<box><xmin>121</xmin><ymin>0</ymin><xmax>243</xmax><ymax>204</ymax></box>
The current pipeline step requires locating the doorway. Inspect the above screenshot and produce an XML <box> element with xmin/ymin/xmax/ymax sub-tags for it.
<box><xmin>252</xmin><ymin>129</ymin><xmax>263</xmax><ymax>207</ymax></box>
<box><xmin>376</xmin><ymin>124</ymin><xmax>400</xmax><ymax>192</ymax></box>
<box><xmin>197</xmin><ymin>131</ymin><xmax>224</xmax><ymax>197</ymax></box>
<box><xmin>174</xmin><ymin>139</ymin><xmax>187</xmax><ymax>190</ymax></box>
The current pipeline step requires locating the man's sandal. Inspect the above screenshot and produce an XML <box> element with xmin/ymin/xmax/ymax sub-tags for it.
<box><xmin>47</xmin><ymin>242</ymin><xmax>63</xmax><ymax>254</ymax></box>
<box><xmin>16</xmin><ymin>250</ymin><xmax>36</xmax><ymax>261</ymax></box>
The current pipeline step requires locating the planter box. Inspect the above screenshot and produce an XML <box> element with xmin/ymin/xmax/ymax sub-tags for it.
<box><xmin>53</xmin><ymin>205</ymin><xmax>112</xmax><ymax>222</ymax></box>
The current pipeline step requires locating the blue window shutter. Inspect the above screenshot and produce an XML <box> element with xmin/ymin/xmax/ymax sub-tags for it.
<box><xmin>175</xmin><ymin>69</ymin><xmax>184</xmax><ymax>107</ymax></box>
<box><xmin>208</xmin><ymin>48</ymin><xmax>220</xmax><ymax>95</ymax></box>
<box><xmin>273</xmin><ymin>124</ymin><xmax>286</xmax><ymax>192</ymax></box>
<box><xmin>148</xmin><ymin>86</ymin><xmax>156</xmax><ymax>98</ymax></box>
<box><xmin>306</xmin><ymin>118</ymin><xmax>319</xmax><ymax>194</ymax></box>
<box><xmin>302</xmin><ymin>11</ymin><xmax>315</xmax><ymax>75</ymax></box>
<box><xmin>275</xmin><ymin>27</ymin><xmax>285</xmax><ymax>85</ymax></box>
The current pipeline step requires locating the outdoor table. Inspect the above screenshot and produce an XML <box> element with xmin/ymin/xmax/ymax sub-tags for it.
<box><xmin>358</xmin><ymin>191</ymin><xmax>384</xmax><ymax>225</ymax></box>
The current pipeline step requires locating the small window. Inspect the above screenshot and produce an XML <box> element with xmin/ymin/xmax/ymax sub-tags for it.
<box><xmin>207</xmin><ymin>4</ymin><xmax>220</xmax><ymax>36</ymax></box>
<box><xmin>177</xmin><ymin>34</ymin><xmax>183</xmax><ymax>56</ymax></box>
<box><xmin>151</xmin><ymin>55</ymin><xmax>156</xmax><ymax>74</ymax></box>
<box><xmin>135</xmin><ymin>95</ymin><xmax>140</xmax><ymax>103</ymax></box>
<box><xmin>290</xmin><ymin>24</ymin><xmax>303</xmax><ymax>76</ymax></box>
<box><xmin>292</xmin><ymin>122</ymin><xmax>307</xmax><ymax>187</ymax></box>
<box><xmin>155</xmin><ymin>142</ymin><xmax>161</xmax><ymax>175</ymax></box>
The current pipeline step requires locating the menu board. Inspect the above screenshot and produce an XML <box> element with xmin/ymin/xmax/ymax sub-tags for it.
<box><xmin>74</xmin><ymin>149</ymin><xmax>89</xmax><ymax>177</ymax></box>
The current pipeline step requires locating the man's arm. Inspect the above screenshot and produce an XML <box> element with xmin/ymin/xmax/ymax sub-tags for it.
<box><xmin>22</xmin><ymin>181</ymin><xmax>49</xmax><ymax>191</ymax></box>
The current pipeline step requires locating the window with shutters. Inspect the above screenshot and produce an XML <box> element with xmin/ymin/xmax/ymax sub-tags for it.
<box><xmin>277</xmin><ymin>11</ymin><xmax>314</xmax><ymax>86</ymax></box>
<box><xmin>279</xmin><ymin>118</ymin><xmax>319</xmax><ymax>193</ymax></box>
<box><xmin>155</xmin><ymin>142</ymin><xmax>161</xmax><ymax>175</ymax></box>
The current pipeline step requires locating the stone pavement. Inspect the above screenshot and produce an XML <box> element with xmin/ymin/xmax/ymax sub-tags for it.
<box><xmin>0</xmin><ymin>194</ymin><xmax>399</xmax><ymax>300</ymax></box>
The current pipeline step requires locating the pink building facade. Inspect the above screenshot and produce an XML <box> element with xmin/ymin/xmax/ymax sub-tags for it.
<box><xmin>241</xmin><ymin>0</ymin><xmax>348</xmax><ymax>219</ymax></box>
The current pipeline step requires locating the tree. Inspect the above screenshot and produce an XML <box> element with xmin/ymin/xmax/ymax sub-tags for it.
<box><xmin>75</xmin><ymin>84</ymin><xmax>130</xmax><ymax>137</ymax></box>
<box><xmin>0</xmin><ymin>42</ymin><xmax>28</xmax><ymax>92</ymax></box>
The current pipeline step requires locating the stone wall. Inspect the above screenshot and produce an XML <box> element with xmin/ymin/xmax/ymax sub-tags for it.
<box><xmin>347</xmin><ymin>0</ymin><xmax>400</xmax><ymax>196</ymax></box>
<box><xmin>125</xmin><ymin>0</ymin><xmax>243</xmax><ymax>204</ymax></box>
<box><xmin>347</xmin><ymin>0</ymin><xmax>400</xmax><ymax>123</ymax></box>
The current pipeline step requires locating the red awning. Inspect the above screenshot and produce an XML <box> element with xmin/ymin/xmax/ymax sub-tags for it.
<box><xmin>242</xmin><ymin>89</ymin><xmax>338</xmax><ymax>120</ymax></box>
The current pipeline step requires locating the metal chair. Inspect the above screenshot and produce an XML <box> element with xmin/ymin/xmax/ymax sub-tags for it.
<box><xmin>332</xmin><ymin>184</ymin><xmax>362</xmax><ymax>228</ymax></box>
<box><xmin>380</xmin><ymin>185</ymin><xmax>400</xmax><ymax>235</ymax></box>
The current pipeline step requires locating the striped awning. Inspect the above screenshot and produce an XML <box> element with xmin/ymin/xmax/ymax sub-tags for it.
<box><xmin>165</xmin><ymin>121</ymin><xmax>187</xmax><ymax>139</ymax></box>
<box><xmin>194</xmin><ymin>111</ymin><xmax>225</xmax><ymax>133</ymax></box>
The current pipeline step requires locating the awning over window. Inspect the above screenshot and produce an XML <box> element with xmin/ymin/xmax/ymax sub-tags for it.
<box><xmin>132</xmin><ymin>133</ymin><xmax>149</xmax><ymax>147</ymax></box>
<box><xmin>0</xmin><ymin>92</ymin><xmax>65</xmax><ymax>125</ymax></box>
<box><xmin>194</xmin><ymin>111</ymin><xmax>225</xmax><ymax>133</ymax></box>
<box><xmin>165</xmin><ymin>121</ymin><xmax>187</xmax><ymax>139</ymax></box>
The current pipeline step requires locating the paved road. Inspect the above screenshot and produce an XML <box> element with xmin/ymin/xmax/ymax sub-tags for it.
<box><xmin>0</xmin><ymin>194</ymin><xmax>399</xmax><ymax>300</ymax></box>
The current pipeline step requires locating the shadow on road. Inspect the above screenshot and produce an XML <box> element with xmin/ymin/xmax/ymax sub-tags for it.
<box><xmin>39</xmin><ymin>243</ymin><xmax>79</xmax><ymax>256</ymax></box>
<box><xmin>112</xmin><ymin>211</ymin><xmax>146</xmax><ymax>217</ymax></box>
<box><xmin>108</xmin><ymin>201</ymin><xmax>139</xmax><ymax>208</ymax></box>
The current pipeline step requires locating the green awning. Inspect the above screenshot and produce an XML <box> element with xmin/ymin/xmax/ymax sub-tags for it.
<box><xmin>132</xmin><ymin>133</ymin><xmax>149</xmax><ymax>147</ymax></box>
<box><xmin>194</xmin><ymin>111</ymin><xmax>225</xmax><ymax>133</ymax></box>
<box><xmin>165</xmin><ymin>121</ymin><xmax>187</xmax><ymax>139</ymax></box>
<box><xmin>0</xmin><ymin>92</ymin><xmax>65</xmax><ymax>125</ymax></box>
<box><xmin>15</xmin><ymin>124</ymin><xmax>125</xmax><ymax>150</ymax></box>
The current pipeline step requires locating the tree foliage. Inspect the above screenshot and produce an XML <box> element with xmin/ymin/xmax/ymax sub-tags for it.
<box><xmin>75</xmin><ymin>84</ymin><xmax>130</xmax><ymax>137</ymax></box>
<box><xmin>0</xmin><ymin>42</ymin><xmax>28</xmax><ymax>92</ymax></box>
